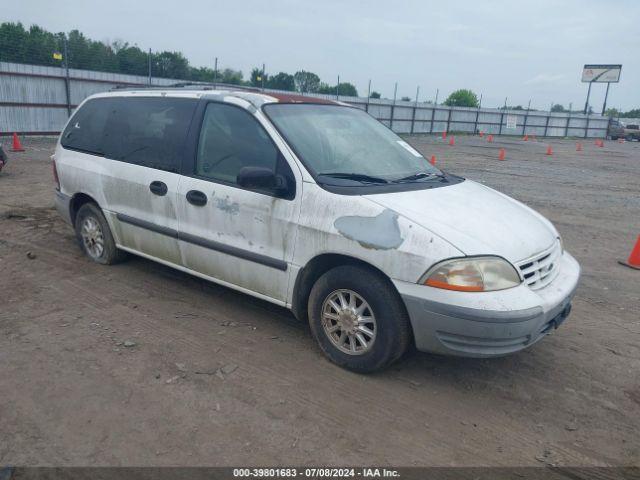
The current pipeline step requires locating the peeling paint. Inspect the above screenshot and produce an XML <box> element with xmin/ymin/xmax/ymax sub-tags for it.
<box><xmin>214</xmin><ymin>196</ymin><xmax>240</xmax><ymax>215</ymax></box>
<box><xmin>334</xmin><ymin>209</ymin><xmax>404</xmax><ymax>250</ymax></box>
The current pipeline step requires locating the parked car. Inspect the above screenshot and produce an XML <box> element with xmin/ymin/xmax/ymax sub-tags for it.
<box><xmin>53</xmin><ymin>89</ymin><xmax>580</xmax><ymax>372</ymax></box>
<box><xmin>0</xmin><ymin>144</ymin><xmax>6</xmax><ymax>172</ymax></box>
<box><xmin>624</xmin><ymin>124</ymin><xmax>640</xmax><ymax>141</ymax></box>
<box><xmin>608</xmin><ymin>118</ymin><xmax>625</xmax><ymax>140</ymax></box>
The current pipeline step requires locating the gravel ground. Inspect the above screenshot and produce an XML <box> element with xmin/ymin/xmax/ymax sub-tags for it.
<box><xmin>0</xmin><ymin>135</ymin><xmax>638</xmax><ymax>467</ymax></box>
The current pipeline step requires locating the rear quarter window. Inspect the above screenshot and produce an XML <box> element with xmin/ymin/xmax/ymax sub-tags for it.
<box><xmin>61</xmin><ymin>98</ymin><xmax>113</xmax><ymax>155</ymax></box>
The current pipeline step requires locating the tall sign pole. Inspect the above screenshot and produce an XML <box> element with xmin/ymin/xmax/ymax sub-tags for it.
<box><xmin>583</xmin><ymin>81</ymin><xmax>592</xmax><ymax>114</ymax></box>
<box><xmin>601</xmin><ymin>82</ymin><xmax>611</xmax><ymax>115</ymax></box>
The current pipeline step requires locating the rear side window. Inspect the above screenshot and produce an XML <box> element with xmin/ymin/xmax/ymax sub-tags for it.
<box><xmin>102</xmin><ymin>97</ymin><xmax>197</xmax><ymax>173</ymax></box>
<box><xmin>61</xmin><ymin>98</ymin><xmax>113</xmax><ymax>155</ymax></box>
<box><xmin>196</xmin><ymin>103</ymin><xmax>279</xmax><ymax>184</ymax></box>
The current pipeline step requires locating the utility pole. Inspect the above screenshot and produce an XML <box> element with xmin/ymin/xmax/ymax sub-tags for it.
<box><xmin>148</xmin><ymin>48</ymin><xmax>152</xmax><ymax>85</ymax></box>
<box><xmin>434</xmin><ymin>88</ymin><xmax>439</xmax><ymax>105</ymax></box>
<box><xmin>336</xmin><ymin>75</ymin><xmax>340</xmax><ymax>100</ymax></box>
<box><xmin>63</xmin><ymin>36</ymin><xmax>71</xmax><ymax>117</ymax></box>
<box><xmin>366</xmin><ymin>79</ymin><xmax>371</xmax><ymax>112</ymax></box>
<box><xmin>261</xmin><ymin>63</ymin><xmax>265</xmax><ymax>92</ymax></box>
<box><xmin>213</xmin><ymin>57</ymin><xmax>218</xmax><ymax>88</ymax></box>
<box><xmin>415</xmin><ymin>85</ymin><xmax>420</xmax><ymax>103</ymax></box>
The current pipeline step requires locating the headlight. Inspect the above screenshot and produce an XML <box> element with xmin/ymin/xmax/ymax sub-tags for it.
<box><xmin>420</xmin><ymin>256</ymin><xmax>521</xmax><ymax>292</ymax></box>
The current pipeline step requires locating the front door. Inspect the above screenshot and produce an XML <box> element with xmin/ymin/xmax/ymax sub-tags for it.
<box><xmin>177</xmin><ymin>101</ymin><xmax>301</xmax><ymax>303</ymax></box>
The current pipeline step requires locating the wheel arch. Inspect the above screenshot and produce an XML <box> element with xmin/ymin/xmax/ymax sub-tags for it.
<box><xmin>69</xmin><ymin>192</ymin><xmax>100</xmax><ymax>226</ymax></box>
<box><xmin>291</xmin><ymin>253</ymin><xmax>406</xmax><ymax>323</ymax></box>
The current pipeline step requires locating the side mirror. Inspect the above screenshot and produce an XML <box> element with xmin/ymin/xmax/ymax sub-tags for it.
<box><xmin>237</xmin><ymin>166</ymin><xmax>287</xmax><ymax>193</ymax></box>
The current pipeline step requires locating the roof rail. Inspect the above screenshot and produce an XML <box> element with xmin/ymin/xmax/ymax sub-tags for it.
<box><xmin>110</xmin><ymin>82</ymin><xmax>263</xmax><ymax>93</ymax></box>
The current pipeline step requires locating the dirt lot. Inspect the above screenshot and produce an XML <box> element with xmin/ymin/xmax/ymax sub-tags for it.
<box><xmin>0</xmin><ymin>135</ymin><xmax>638</xmax><ymax>467</ymax></box>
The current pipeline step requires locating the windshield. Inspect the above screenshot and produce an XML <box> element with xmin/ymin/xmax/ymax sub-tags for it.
<box><xmin>263</xmin><ymin>104</ymin><xmax>441</xmax><ymax>184</ymax></box>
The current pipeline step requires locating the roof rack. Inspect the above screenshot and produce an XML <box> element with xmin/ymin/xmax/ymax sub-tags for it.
<box><xmin>110</xmin><ymin>82</ymin><xmax>262</xmax><ymax>93</ymax></box>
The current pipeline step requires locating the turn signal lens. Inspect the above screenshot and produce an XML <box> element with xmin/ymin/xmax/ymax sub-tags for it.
<box><xmin>421</xmin><ymin>257</ymin><xmax>521</xmax><ymax>292</ymax></box>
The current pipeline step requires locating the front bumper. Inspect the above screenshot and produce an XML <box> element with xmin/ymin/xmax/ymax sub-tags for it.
<box><xmin>395</xmin><ymin>251</ymin><xmax>581</xmax><ymax>357</ymax></box>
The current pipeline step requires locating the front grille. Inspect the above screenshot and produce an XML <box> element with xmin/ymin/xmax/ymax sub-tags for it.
<box><xmin>517</xmin><ymin>240</ymin><xmax>561</xmax><ymax>290</ymax></box>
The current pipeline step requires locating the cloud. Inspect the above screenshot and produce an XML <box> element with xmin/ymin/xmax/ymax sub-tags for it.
<box><xmin>524</xmin><ymin>74</ymin><xmax>567</xmax><ymax>86</ymax></box>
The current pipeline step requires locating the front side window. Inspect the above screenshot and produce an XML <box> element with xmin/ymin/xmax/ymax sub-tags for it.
<box><xmin>263</xmin><ymin>104</ymin><xmax>442</xmax><ymax>187</ymax></box>
<box><xmin>196</xmin><ymin>103</ymin><xmax>279</xmax><ymax>185</ymax></box>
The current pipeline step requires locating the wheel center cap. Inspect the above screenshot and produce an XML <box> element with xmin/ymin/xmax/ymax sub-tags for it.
<box><xmin>338</xmin><ymin>310</ymin><xmax>357</xmax><ymax>334</ymax></box>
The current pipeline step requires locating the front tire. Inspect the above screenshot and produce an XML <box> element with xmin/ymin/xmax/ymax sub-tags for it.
<box><xmin>308</xmin><ymin>265</ymin><xmax>412</xmax><ymax>373</ymax></box>
<box><xmin>75</xmin><ymin>203</ymin><xmax>126</xmax><ymax>265</ymax></box>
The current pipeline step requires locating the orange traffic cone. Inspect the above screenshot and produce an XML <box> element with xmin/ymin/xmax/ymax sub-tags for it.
<box><xmin>449</xmin><ymin>136</ymin><xmax>455</xmax><ymax>146</ymax></box>
<box><xmin>479</xmin><ymin>131</ymin><xmax>484</xmax><ymax>137</ymax></box>
<box><xmin>576</xmin><ymin>142</ymin><xmax>582</xmax><ymax>152</ymax></box>
<box><xmin>11</xmin><ymin>132</ymin><xmax>25</xmax><ymax>152</ymax></box>
<box><xmin>498</xmin><ymin>148</ymin><xmax>506</xmax><ymax>161</ymax></box>
<box><xmin>442</xmin><ymin>131</ymin><xmax>447</xmax><ymax>140</ymax></box>
<box><xmin>545</xmin><ymin>145</ymin><xmax>553</xmax><ymax>156</ymax></box>
<box><xmin>487</xmin><ymin>134</ymin><xmax>494</xmax><ymax>143</ymax></box>
<box><xmin>523</xmin><ymin>134</ymin><xmax>529</xmax><ymax>141</ymax></box>
<box><xmin>619</xmin><ymin>235</ymin><xmax>640</xmax><ymax>270</ymax></box>
<box><xmin>430</xmin><ymin>155</ymin><xmax>436</xmax><ymax>166</ymax></box>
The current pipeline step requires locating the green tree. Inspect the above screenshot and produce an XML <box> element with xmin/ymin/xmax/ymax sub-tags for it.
<box><xmin>337</xmin><ymin>82</ymin><xmax>358</xmax><ymax>97</ymax></box>
<box><xmin>113</xmin><ymin>42</ymin><xmax>148</xmax><ymax>76</ymax></box>
<box><xmin>400</xmin><ymin>96</ymin><xmax>411</xmax><ymax>102</ymax></box>
<box><xmin>316</xmin><ymin>82</ymin><xmax>334</xmax><ymax>94</ymax></box>
<box><xmin>294</xmin><ymin>70</ymin><xmax>320</xmax><ymax>93</ymax></box>
<box><xmin>219</xmin><ymin>68</ymin><xmax>244</xmax><ymax>85</ymax></box>
<box><xmin>152</xmin><ymin>51</ymin><xmax>189</xmax><ymax>79</ymax></box>
<box><xmin>551</xmin><ymin>104</ymin><xmax>566</xmax><ymax>112</ymax></box>
<box><xmin>369</xmin><ymin>91</ymin><xmax>381</xmax><ymax>99</ymax></box>
<box><xmin>267</xmin><ymin>72</ymin><xmax>295</xmax><ymax>91</ymax></box>
<box><xmin>443</xmin><ymin>89</ymin><xmax>479</xmax><ymax>108</ymax></box>
<box><xmin>604</xmin><ymin>107</ymin><xmax>619</xmax><ymax>117</ymax></box>
<box><xmin>250</xmin><ymin>67</ymin><xmax>267</xmax><ymax>87</ymax></box>
<box><xmin>620</xmin><ymin>108</ymin><xmax>640</xmax><ymax>118</ymax></box>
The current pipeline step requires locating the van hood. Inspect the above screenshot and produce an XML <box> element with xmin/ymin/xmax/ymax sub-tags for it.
<box><xmin>367</xmin><ymin>179</ymin><xmax>558</xmax><ymax>263</ymax></box>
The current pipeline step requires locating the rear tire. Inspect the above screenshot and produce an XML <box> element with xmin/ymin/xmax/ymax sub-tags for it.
<box><xmin>75</xmin><ymin>203</ymin><xmax>126</xmax><ymax>265</ymax></box>
<box><xmin>308</xmin><ymin>265</ymin><xmax>412</xmax><ymax>373</ymax></box>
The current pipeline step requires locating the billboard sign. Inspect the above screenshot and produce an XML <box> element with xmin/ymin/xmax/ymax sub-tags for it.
<box><xmin>581</xmin><ymin>64</ymin><xmax>622</xmax><ymax>83</ymax></box>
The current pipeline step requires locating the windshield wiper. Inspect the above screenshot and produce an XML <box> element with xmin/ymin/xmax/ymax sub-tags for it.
<box><xmin>393</xmin><ymin>172</ymin><xmax>441</xmax><ymax>183</ymax></box>
<box><xmin>318</xmin><ymin>172</ymin><xmax>389</xmax><ymax>184</ymax></box>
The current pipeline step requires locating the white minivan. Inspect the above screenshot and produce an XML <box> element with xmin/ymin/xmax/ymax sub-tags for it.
<box><xmin>54</xmin><ymin>88</ymin><xmax>580</xmax><ymax>372</ymax></box>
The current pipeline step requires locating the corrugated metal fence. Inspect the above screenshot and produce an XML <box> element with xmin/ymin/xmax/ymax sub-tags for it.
<box><xmin>1</xmin><ymin>61</ymin><xmax>610</xmax><ymax>138</ymax></box>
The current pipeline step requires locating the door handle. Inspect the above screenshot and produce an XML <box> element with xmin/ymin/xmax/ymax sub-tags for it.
<box><xmin>149</xmin><ymin>181</ymin><xmax>168</xmax><ymax>196</ymax></box>
<box><xmin>186</xmin><ymin>190</ymin><xmax>207</xmax><ymax>206</ymax></box>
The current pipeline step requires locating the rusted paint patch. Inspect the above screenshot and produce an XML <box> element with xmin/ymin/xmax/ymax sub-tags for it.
<box><xmin>334</xmin><ymin>209</ymin><xmax>403</xmax><ymax>250</ymax></box>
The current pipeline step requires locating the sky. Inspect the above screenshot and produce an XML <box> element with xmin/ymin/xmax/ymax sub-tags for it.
<box><xmin>4</xmin><ymin>0</ymin><xmax>639</xmax><ymax>111</ymax></box>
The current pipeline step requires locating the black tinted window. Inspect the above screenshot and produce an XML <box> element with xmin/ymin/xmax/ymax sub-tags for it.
<box><xmin>196</xmin><ymin>103</ymin><xmax>278</xmax><ymax>184</ymax></box>
<box><xmin>61</xmin><ymin>98</ymin><xmax>113</xmax><ymax>155</ymax></box>
<box><xmin>103</xmin><ymin>97</ymin><xmax>197</xmax><ymax>173</ymax></box>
